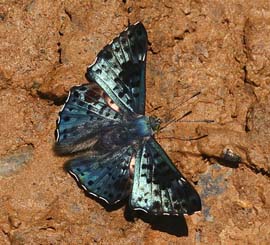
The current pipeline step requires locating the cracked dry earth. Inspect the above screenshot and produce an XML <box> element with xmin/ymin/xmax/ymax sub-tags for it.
<box><xmin>0</xmin><ymin>1</ymin><xmax>270</xmax><ymax>244</ymax></box>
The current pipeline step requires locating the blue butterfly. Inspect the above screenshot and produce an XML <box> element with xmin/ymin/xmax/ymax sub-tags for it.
<box><xmin>55</xmin><ymin>22</ymin><xmax>201</xmax><ymax>216</ymax></box>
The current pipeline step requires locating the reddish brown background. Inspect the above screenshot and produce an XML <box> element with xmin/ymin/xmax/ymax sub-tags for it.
<box><xmin>1</xmin><ymin>0</ymin><xmax>270</xmax><ymax>244</ymax></box>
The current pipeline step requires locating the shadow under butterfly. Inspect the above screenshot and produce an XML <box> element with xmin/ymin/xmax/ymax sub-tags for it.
<box><xmin>55</xmin><ymin>22</ymin><xmax>202</xmax><ymax>223</ymax></box>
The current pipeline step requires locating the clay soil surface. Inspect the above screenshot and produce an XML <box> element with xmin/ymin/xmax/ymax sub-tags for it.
<box><xmin>1</xmin><ymin>1</ymin><xmax>270</xmax><ymax>244</ymax></box>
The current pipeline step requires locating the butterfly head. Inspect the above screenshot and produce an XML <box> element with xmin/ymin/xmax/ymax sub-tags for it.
<box><xmin>149</xmin><ymin>116</ymin><xmax>162</xmax><ymax>132</ymax></box>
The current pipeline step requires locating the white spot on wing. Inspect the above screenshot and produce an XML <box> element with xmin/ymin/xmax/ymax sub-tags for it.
<box><xmin>59</xmin><ymin>91</ymin><xmax>71</xmax><ymax>113</ymax></box>
<box><xmin>91</xmin><ymin>192</ymin><xmax>97</xmax><ymax>197</ymax></box>
<box><xmin>114</xmin><ymin>199</ymin><xmax>121</xmax><ymax>204</ymax></box>
<box><xmin>88</xmin><ymin>56</ymin><xmax>98</xmax><ymax>68</ymax></box>
<box><xmin>56</xmin><ymin>129</ymin><xmax>60</xmax><ymax>142</ymax></box>
<box><xmin>180</xmin><ymin>177</ymin><xmax>186</xmax><ymax>183</ymax></box>
<box><xmin>133</xmin><ymin>207</ymin><xmax>148</xmax><ymax>213</ymax></box>
<box><xmin>56</xmin><ymin>116</ymin><xmax>60</xmax><ymax>124</ymax></box>
<box><xmin>69</xmin><ymin>171</ymin><xmax>80</xmax><ymax>182</ymax></box>
<box><xmin>98</xmin><ymin>196</ymin><xmax>110</xmax><ymax>204</ymax></box>
<box><xmin>142</xmin><ymin>53</ymin><xmax>146</xmax><ymax>61</ymax></box>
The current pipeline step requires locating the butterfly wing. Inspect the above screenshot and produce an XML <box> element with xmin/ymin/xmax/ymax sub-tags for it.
<box><xmin>55</xmin><ymin>83</ymin><xmax>123</xmax><ymax>154</ymax></box>
<box><xmin>130</xmin><ymin>138</ymin><xmax>201</xmax><ymax>215</ymax></box>
<box><xmin>86</xmin><ymin>22</ymin><xmax>147</xmax><ymax>115</ymax></box>
<box><xmin>66</xmin><ymin>146</ymin><xmax>134</xmax><ymax>204</ymax></box>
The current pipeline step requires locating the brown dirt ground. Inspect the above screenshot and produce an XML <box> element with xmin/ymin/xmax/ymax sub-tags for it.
<box><xmin>1</xmin><ymin>0</ymin><xmax>270</xmax><ymax>244</ymax></box>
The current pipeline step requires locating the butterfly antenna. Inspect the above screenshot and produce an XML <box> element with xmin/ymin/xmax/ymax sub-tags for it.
<box><xmin>158</xmin><ymin>91</ymin><xmax>214</xmax><ymax>132</ymax></box>
<box><xmin>158</xmin><ymin>134</ymin><xmax>209</xmax><ymax>141</ymax></box>
<box><xmin>149</xmin><ymin>105</ymin><xmax>163</xmax><ymax>114</ymax></box>
<box><xmin>158</xmin><ymin>113</ymin><xmax>213</xmax><ymax>141</ymax></box>
<box><xmin>157</xmin><ymin>91</ymin><xmax>200</xmax><ymax>129</ymax></box>
<box><xmin>177</xmin><ymin>119</ymin><xmax>215</xmax><ymax>123</ymax></box>
<box><xmin>166</xmin><ymin>91</ymin><xmax>201</xmax><ymax>116</ymax></box>
<box><xmin>159</xmin><ymin>111</ymin><xmax>192</xmax><ymax>132</ymax></box>
<box><xmin>159</xmin><ymin>111</ymin><xmax>214</xmax><ymax>133</ymax></box>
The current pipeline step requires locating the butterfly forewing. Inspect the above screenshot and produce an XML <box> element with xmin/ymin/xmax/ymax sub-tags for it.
<box><xmin>86</xmin><ymin>22</ymin><xmax>147</xmax><ymax>115</ymax></box>
<box><xmin>130</xmin><ymin>138</ymin><xmax>201</xmax><ymax>215</ymax></box>
<box><xmin>55</xmin><ymin>83</ymin><xmax>123</xmax><ymax>154</ymax></box>
<box><xmin>66</xmin><ymin>146</ymin><xmax>134</xmax><ymax>204</ymax></box>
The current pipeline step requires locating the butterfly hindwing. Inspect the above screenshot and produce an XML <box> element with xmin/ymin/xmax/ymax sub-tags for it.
<box><xmin>130</xmin><ymin>138</ymin><xmax>202</xmax><ymax>215</ymax></box>
<box><xmin>66</xmin><ymin>146</ymin><xmax>134</xmax><ymax>204</ymax></box>
<box><xmin>55</xmin><ymin>83</ymin><xmax>123</xmax><ymax>154</ymax></box>
<box><xmin>86</xmin><ymin>22</ymin><xmax>147</xmax><ymax>115</ymax></box>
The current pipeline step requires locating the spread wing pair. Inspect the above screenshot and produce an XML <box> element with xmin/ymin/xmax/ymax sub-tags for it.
<box><xmin>55</xmin><ymin>22</ymin><xmax>201</xmax><ymax>215</ymax></box>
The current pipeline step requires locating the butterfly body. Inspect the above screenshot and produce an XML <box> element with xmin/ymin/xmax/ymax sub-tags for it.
<box><xmin>55</xmin><ymin>22</ymin><xmax>201</xmax><ymax>216</ymax></box>
<box><xmin>95</xmin><ymin>115</ymin><xmax>155</xmax><ymax>151</ymax></box>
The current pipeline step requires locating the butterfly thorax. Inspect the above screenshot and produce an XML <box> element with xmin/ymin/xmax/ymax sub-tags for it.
<box><xmin>130</xmin><ymin>115</ymin><xmax>161</xmax><ymax>137</ymax></box>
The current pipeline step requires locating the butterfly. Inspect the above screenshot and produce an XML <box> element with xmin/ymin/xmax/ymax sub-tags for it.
<box><xmin>55</xmin><ymin>22</ymin><xmax>201</xmax><ymax>216</ymax></box>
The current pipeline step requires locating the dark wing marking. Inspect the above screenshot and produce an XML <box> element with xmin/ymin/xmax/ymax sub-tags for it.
<box><xmin>55</xmin><ymin>83</ymin><xmax>123</xmax><ymax>154</ymax></box>
<box><xmin>66</xmin><ymin>146</ymin><xmax>134</xmax><ymax>204</ymax></box>
<box><xmin>130</xmin><ymin>138</ymin><xmax>201</xmax><ymax>215</ymax></box>
<box><xmin>86</xmin><ymin>22</ymin><xmax>147</xmax><ymax>115</ymax></box>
